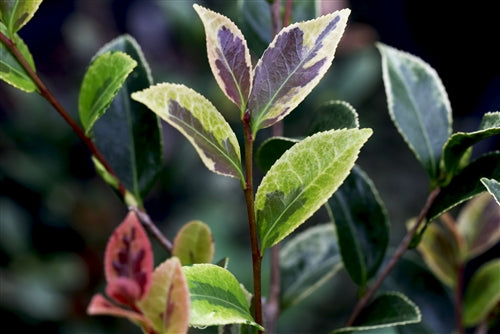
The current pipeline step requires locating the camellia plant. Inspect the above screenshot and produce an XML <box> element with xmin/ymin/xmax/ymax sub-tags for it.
<box><xmin>1</xmin><ymin>1</ymin><xmax>499</xmax><ymax>333</ymax></box>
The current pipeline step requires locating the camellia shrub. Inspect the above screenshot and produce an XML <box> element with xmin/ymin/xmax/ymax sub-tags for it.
<box><xmin>1</xmin><ymin>1</ymin><xmax>499</xmax><ymax>333</ymax></box>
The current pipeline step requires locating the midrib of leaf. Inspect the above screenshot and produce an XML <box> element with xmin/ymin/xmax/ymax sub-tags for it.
<box><xmin>218</xmin><ymin>44</ymin><xmax>247</xmax><ymax>112</ymax></box>
<box><xmin>190</xmin><ymin>293</ymin><xmax>248</xmax><ymax>318</ymax></box>
<box><xmin>390</xmin><ymin>66</ymin><xmax>436</xmax><ymax>176</ymax></box>
<box><xmin>252</xmin><ymin>37</ymin><xmax>321</xmax><ymax>133</ymax></box>
<box><xmin>87</xmin><ymin>62</ymin><xmax>134</xmax><ymax>129</ymax></box>
<box><xmin>6</xmin><ymin>1</ymin><xmax>19</xmax><ymax>34</ymax></box>
<box><xmin>164</xmin><ymin>95</ymin><xmax>244</xmax><ymax>180</ymax></box>
<box><xmin>260</xmin><ymin>142</ymin><xmax>353</xmax><ymax>248</ymax></box>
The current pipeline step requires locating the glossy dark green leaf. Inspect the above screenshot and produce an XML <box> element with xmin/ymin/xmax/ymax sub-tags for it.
<box><xmin>308</xmin><ymin>100</ymin><xmax>360</xmax><ymax>134</ymax></box>
<box><xmin>79</xmin><ymin>51</ymin><xmax>137</xmax><ymax>134</ymax></box>
<box><xmin>89</xmin><ymin>35</ymin><xmax>162</xmax><ymax>205</ymax></box>
<box><xmin>0</xmin><ymin>0</ymin><xmax>42</xmax><ymax>35</ymax></box>
<box><xmin>377</xmin><ymin>43</ymin><xmax>452</xmax><ymax>181</ymax></box>
<box><xmin>463</xmin><ymin>259</ymin><xmax>500</xmax><ymax>326</ymax></box>
<box><xmin>280</xmin><ymin>224</ymin><xmax>343</xmax><ymax>309</ymax></box>
<box><xmin>440</xmin><ymin>112</ymin><xmax>500</xmax><ymax>185</ymax></box>
<box><xmin>481</xmin><ymin>177</ymin><xmax>500</xmax><ymax>205</ymax></box>
<box><xmin>331</xmin><ymin>292</ymin><xmax>421</xmax><ymax>333</ymax></box>
<box><xmin>256</xmin><ymin>136</ymin><xmax>299</xmax><ymax>173</ymax></box>
<box><xmin>427</xmin><ymin>152</ymin><xmax>500</xmax><ymax>222</ymax></box>
<box><xmin>328</xmin><ymin>166</ymin><xmax>389</xmax><ymax>287</ymax></box>
<box><xmin>0</xmin><ymin>22</ymin><xmax>36</xmax><ymax>92</ymax></box>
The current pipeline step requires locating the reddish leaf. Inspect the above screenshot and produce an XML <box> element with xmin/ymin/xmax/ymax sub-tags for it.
<box><xmin>105</xmin><ymin>211</ymin><xmax>154</xmax><ymax>300</ymax></box>
<box><xmin>87</xmin><ymin>294</ymin><xmax>147</xmax><ymax>324</ymax></box>
<box><xmin>106</xmin><ymin>277</ymin><xmax>141</xmax><ymax>308</ymax></box>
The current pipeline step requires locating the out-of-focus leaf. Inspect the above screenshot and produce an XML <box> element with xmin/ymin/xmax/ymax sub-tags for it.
<box><xmin>132</xmin><ymin>83</ymin><xmax>244</xmax><ymax>181</ymax></box>
<box><xmin>481</xmin><ymin>177</ymin><xmax>500</xmax><ymax>205</ymax></box>
<box><xmin>457</xmin><ymin>192</ymin><xmax>500</xmax><ymax>260</ymax></box>
<box><xmin>463</xmin><ymin>259</ymin><xmax>500</xmax><ymax>326</ymax></box>
<box><xmin>0</xmin><ymin>22</ymin><xmax>36</xmax><ymax>92</ymax></box>
<box><xmin>331</xmin><ymin>292</ymin><xmax>421</xmax><ymax>333</ymax></box>
<box><xmin>0</xmin><ymin>0</ymin><xmax>42</xmax><ymax>35</ymax></box>
<box><xmin>194</xmin><ymin>4</ymin><xmax>252</xmax><ymax>112</ymax></box>
<box><xmin>417</xmin><ymin>220</ymin><xmax>461</xmax><ymax>287</ymax></box>
<box><xmin>90</xmin><ymin>35</ymin><xmax>162</xmax><ymax>205</ymax></box>
<box><xmin>377</xmin><ymin>43</ymin><xmax>452</xmax><ymax>181</ymax></box>
<box><xmin>182</xmin><ymin>264</ymin><xmax>263</xmax><ymax>330</ymax></box>
<box><xmin>427</xmin><ymin>152</ymin><xmax>500</xmax><ymax>222</ymax></box>
<box><xmin>172</xmin><ymin>220</ymin><xmax>214</xmax><ymax>266</ymax></box>
<box><xmin>249</xmin><ymin>9</ymin><xmax>350</xmax><ymax>133</ymax></box>
<box><xmin>308</xmin><ymin>100</ymin><xmax>359</xmax><ymax>134</ymax></box>
<box><xmin>280</xmin><ymin>224</ymin><xmax>342</xmax><ymax>309</ymax></box>
<box><xmin>329</xmin><ymin>166</ymin><xmax>389</xmax><ymax>287</ymax></box>
<box><xmin>256</xmin><ymin>128</ymin><xmax>372</xmax><ymax>250</ymax></box>
<box><xmin>256</xmin><ymin>136</ymin><xmax>299</xmax><ymax>173</ymax></box>
<box><xmin>104</xmin><ymin>211</ymin><xmax>153</xmax><ymax>304</ymax></box>
<box><xmin>440</xmin><ymin>112</ymin><xmax>500</xmax><ymax>185</ymax></box>
<box><xmin>87</xmin><ymin>294</ymin><xmax>149</xmax><ymax>325</ymax></box>
<box><xmin>79</xmin><ymin>51</ymin><xmax>137</xmax><ymax>133</ymax></box>
<box><xmin>238</xmin><ymin>0</ymin><xmax>271</xmax><ymax>45</ymax></box>
<box><xmin>138</xmin><ymin>257</ymin><xmax>190</xmax><ymax>334</ymax></box>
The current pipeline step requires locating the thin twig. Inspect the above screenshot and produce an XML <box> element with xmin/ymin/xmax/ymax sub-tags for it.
<box><xmin>129</xmin><ymin>206</ymin><xmax>173</xmax><ymax>253</ymax></box>
<box><xmin>266</xmin><ymin>244</ymin><xmax>281</xmax><ymax>334</ymax></box>
<box><xmin>0</xmin><ymin>30</ymin><xmax>127</xmax><ymax>197</ymax></box>
<box><xmin>346</xmin><ymin>187</ymin><xmax>441</xmax><ymax>326</ymax></box>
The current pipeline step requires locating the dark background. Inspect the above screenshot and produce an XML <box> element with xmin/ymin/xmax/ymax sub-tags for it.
<box><xmin>1</xmin><ymin>1</ymin><xmax>498</xmax><ymax>333</ymax></box>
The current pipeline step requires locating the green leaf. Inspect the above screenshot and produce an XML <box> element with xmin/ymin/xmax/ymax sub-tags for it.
<box><xmin>78</xmin><ymin>51</ymin><xmax>137</xmax><ymax>134</ymax></box>
<box><xmin>0</xmin><ymin>0</ymin><xmax>42</xmax><ymax>35</ymax></box>
<box><xmin>417</xmin><ymin>220</ymin><xmax>462</xmax><ymax>287</ymax></box>
<box><xmin>377</xmin><ymin>43</ymin><xmax>452</xmax><ymax>181</ymax></box>
<box><xmin>463</xmin><ymin>259</ymin><xmax>500</xmax><ymax>326</ymax></box>
<box><xmin>256</xmin><ymin>128</ymin><xmax>372</xmax><ymax>250</ymax></box>
<box><xmin>457</xmin><ymin>192</ymin><xmax>500</xmax><ymax>260</ymax></box>
<box><xmin>193</xmin><ymin>4</ymin><xmax>252</xmax><ymax>113</ymax></box>
<box><xmin>256</xmin><ymin>136</ymin><xmax>300</xmax><ymax>173</ymax></box>
<box><xmin>280</xmin><ymin>223</ymin><xmax>343</xmax><ymax>309</ymax></box>
<box><xmin>440</xmin><ymin>112</ymin><xmax>500</xmax><ymax>185</ymax></box>
<box><xmin>331</xmin><ymin>292</ymin><xmax>421</xmax><ymax>333</ymax></box>
<box><xmin>328</xmin><ymin>166</ymin><xmax>389</xmax><ymax>287</ymax></box>
<box><xmin>90</xmin><ymin>35</ymin><xmax>162</xmax><ymax>204</ymax></box>
<box><xmin>131</xmin><ymin>83</ymin><xmax>244</xmax><ymax>181</ymax></box>
<box><xmin>238</xmin><ymin>0</ymin><xmax>271</xmax><ymax>45</ymax></box>
<box><xmin>249</xmin><ymin>9</ymin><xmax>350</xmax><ymax>133</ymax></box>
<box><xmin>138</xmin><ymin>257</ymin><xmax>190</xmax><ymax>334</ymax></box>
<box><xmin>172</xmin><ymin>220</ymin><xmax>214</xmax><ymax>266</ymax></box>
<box><xmin>0</xmin><ymin>22</ymin><xmax>36</xmax><ymax>92</ymax></box>
<box><xmin>427</xmin><ymin>152</ymin><xmax>500</xmax><ymax>222</ymax></box>
<box><xmin>481</xmin><ymin>177</ymin><xmax>500</xmax><ymax>205</ymax></box>
<box><xmin>308</xmin><ymin>100</ymin><xmax>360</xmax><ymax>134</ymax></box>
<box><xmin>182</xmin><ymin>264</ymin><xmax>263</xmax><ymax>330</ymax></box>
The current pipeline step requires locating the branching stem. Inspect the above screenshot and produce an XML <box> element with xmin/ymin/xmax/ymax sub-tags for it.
<box><xmin>346</xmin><ymin>187</ymin><xmax>441</xmax><ymax>326</ymax></box>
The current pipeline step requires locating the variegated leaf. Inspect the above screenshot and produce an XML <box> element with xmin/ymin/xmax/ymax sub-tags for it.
<box><xmin>131</xmin><ymin>83</ymin><xmax>244</xmax><ymax>180</ymax></box>
<box><xmin>104</xmin><ymin>211</ymin><xmax>154</xmax><ymax>303</ymax></box>
<box><xmin>193</xmin><ymin>4</ymin><xmax>252</xmax><ymax>113</ymax></box>
<box><xmin>248</xmin><ymin>9</ymin><xmax>350</xmax><ymax>134</ymax></box>
<box><xmin>138</xmin><ymin>257</ymin><xmax>190</xmax><ymax>334</ymax></box>
<box><xmin>256</xmin><ymin>128</ymin><xmax>372</xmax><ymax>250</ymax></box>
<box><xmin>0</xmin><ymin>0</ymin><xmax>43</xmax><ymax>35</ymax></box>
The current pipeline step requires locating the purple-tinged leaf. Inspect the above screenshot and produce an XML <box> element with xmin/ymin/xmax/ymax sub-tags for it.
<box><xmin>138</xmin><ymin>257</ymin><xmax>190</xmax><ymax>334</ymax></box>
<box><xmin>194</xmin><ymin>4</ymin><xmax>252</xmax><ymax>112</ymax></box>
<box><xmin>248</xmin><ymin>9</ymin><xmax>350</xmax><ymax>134</ymax></box>
<box><xmin>131</xmin><ymin>83</ymin><xmax>244</xmax><ymax>180</ymax></box>
<box><xmin>104</xmin><ymin>211</ymin><xmax>154</xmax><ymax>302</ymax></box>
<box><xmin>87</xmin><ymin>294</ymin><xmax>151</xmax><ymax>328</ymax></box>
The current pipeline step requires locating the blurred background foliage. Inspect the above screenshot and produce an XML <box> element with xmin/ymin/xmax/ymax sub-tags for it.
<box><xmin>0</xmin><ymin>0</ymin><xmax>498</xmax><ymax>333</ymax></box>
